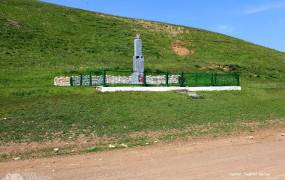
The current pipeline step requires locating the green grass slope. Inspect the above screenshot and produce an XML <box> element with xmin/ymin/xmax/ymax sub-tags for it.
<box><xmin>0</xmin><ymin>0</ymin><xmax>284</xmax><ymax>152</ymax></box>
<box><xmin>1</xmin><ymin>0</ymin><xmax>285</xmax><ymax>87</ymax></box>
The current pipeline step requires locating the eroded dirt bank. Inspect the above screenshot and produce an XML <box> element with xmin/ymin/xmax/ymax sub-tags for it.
<box><xmin>1</xmin><ymin>128</ymin><xmax>285</xmax><ymax>180</ymax></box>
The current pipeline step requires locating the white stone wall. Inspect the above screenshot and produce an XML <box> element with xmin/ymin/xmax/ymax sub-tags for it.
<box><xmin>146</xmin><ymin>75</ymin><xmax>165</xmax><ymax>85</ymax></box>
<box><xmin>54</xmin><ymin>74</ymin><xmax>180</xmax><ymax>86</ymax></box>
<box><xmin>145</xmin><ymin>75</ymin><xmax>180</xmax><ymax>85</ymax></box>
<box><xmin>54</xmin><ymin>76</ymin><xmax>70</xmax><ymax>86</ymax></box>
<box><xmin>168</xmin><ymin>75</ymin><xmax>180</xmax><ymax>84</ymax></box>
<box><xmin>106</xmin><ymin>75</ymin><xmax>132</xmax><ymax>84</ymax></box>
<box><xmin>71</xmin><ymin>76</ymin><xmax>81</xmax><ymax>86</ymax></box>
<box><xmin>92</xmin><ymin>76</ymin><xmax>104</xmax><ymax>85</ymax></box>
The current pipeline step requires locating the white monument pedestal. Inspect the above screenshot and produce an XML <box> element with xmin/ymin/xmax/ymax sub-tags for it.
<box><xmin>97</xmin><ymin>86</ymin><xmax>242</xmax><ymax>92</ymax></box>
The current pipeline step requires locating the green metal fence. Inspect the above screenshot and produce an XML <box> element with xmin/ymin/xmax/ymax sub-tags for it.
<box><xmin>182</xmin><ymin>73</ymin><xmax>240</xmax><ymax>87</ymax></box>
<box><xmin>70</xmin><ymin>70</ymin><xmax>240</xmax><ymax>87</ymax></box>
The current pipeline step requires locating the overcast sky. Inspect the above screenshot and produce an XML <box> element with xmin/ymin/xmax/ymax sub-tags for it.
<box><xmin>41</xmin><ymin>0</ymin><xmax>285</xmax><ymax>52</ymax></box>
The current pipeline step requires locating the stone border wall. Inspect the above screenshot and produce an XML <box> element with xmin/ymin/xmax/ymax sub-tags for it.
<box><xmin>54</xmin><ymin>75</ymin><xmax>180</xmax><ymax>86</ymax></box>
<box><xmin>54</xmin><ymin>77</ymin><xmax>70</xmax><ymax>87</ymax></box>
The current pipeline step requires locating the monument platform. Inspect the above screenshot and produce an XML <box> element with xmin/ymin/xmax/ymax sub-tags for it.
<box><xmin>96</xmin><ymin>86</ymin><xmax>241</xmax><ymax>92</ymax></box>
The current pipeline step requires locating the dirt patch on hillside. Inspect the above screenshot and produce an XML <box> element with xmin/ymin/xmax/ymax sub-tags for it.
<box><xmin>171</xmin><ymin>41</ymin><xmax>194</xmax><ymax>56</ymax></box>
<box><xmin>137</xmin><ymin>20</ymin><xmax>189</xmax><ymax>36</ymax></box>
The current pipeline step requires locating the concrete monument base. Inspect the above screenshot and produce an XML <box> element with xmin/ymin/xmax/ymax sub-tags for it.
<box><xmin>96</xmin><ymin>86</ymin><xmax>242</xmax><ymax>92</ymax></box>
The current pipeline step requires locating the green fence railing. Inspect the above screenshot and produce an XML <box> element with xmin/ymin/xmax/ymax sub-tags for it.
<box><xmin>183</xmin><ymin>73</ymin><xmax>240</xmax><ymax>87</ymax></box>
<box><xmin>69</xmin><ymin>70</ymin><xmax>240</xmax><ymax>87</ymax></box>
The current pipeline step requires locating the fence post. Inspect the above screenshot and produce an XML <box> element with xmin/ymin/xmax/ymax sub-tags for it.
<box><xmin>236</xmin><ymin>73</ymin><xmax>240</xmax><ymax>86</ymax></box>
<box><xmin>70</xmin><ymin>76</ymin><xmax>73</xmax><ymax>86</ymax></box>
<box><xmin>180</xmin><ymin>72</ymin><xmax>185</xmax><ymax>87</ymax></box>
<box><xmin>166</xmin><ymin>72</ymin><xmax>169</xmax><ymax>86</ymax></box>
<box><xmin>211</xmin><ymin>73</ymin><xmax>214</xmax><ymax>86</ymax></box>
<box><xmin>102</xmin><ymin>70</ymin><xmax>106</xmax><ymax>87</ymax></box>
<box><xmin>89</xmin><ymin>72</ymin><xmax>92</xmax><ymax>86</ymax></box>
<box><xmin>213</xmin><ymin>73</ymin><xmax>217</xmax><ymax>86</ymax></box>
<box><xmin>80</xmin><ymin>74</ymin><xmax>83</xmax><ymax>86</ymax></box>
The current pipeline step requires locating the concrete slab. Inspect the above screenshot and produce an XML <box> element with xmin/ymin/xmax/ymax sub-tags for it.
<box><xmin>96</xmin><ymin>86</ymin><xmax>242</xmax><ymax>92</ymax></box>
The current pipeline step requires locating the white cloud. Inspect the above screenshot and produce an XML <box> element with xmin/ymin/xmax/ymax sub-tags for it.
<box><xmin>244</xmin><ymin>2</ymin><xmax>285</xmax><ymax>15</ymax></box>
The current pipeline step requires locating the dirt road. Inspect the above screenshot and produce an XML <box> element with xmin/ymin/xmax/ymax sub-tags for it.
<box><xmin>1</xmin><ymin>129</ymin><xmax>285</xmax><ymax>180</ymax></box>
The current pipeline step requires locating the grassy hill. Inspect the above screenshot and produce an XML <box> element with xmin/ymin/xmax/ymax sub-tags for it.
<box><xmin>0</xmin><ymin>0</ymin><xmax>284</xmax><ymax>158</ymax></box>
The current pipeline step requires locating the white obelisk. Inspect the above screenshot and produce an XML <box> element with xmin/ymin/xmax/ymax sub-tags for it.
<box><xmin>132</xmin><ymin>34</ymin><xmax>145</xmax><ymax>84</ymax></box>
